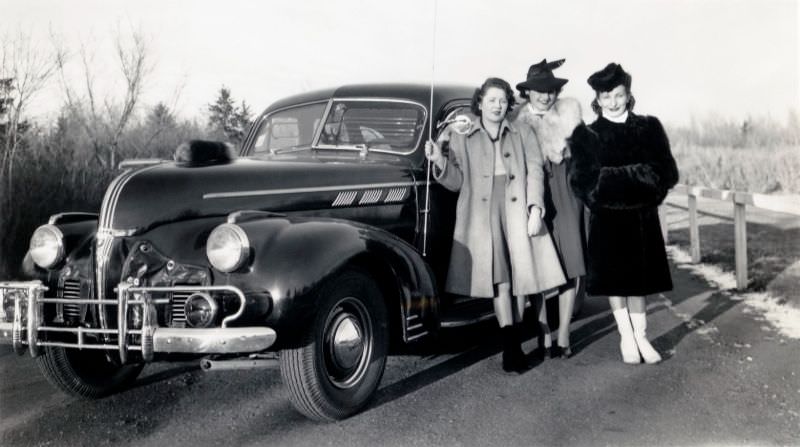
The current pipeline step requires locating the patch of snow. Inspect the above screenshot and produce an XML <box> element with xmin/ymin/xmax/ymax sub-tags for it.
<box><xmin>741</xmin><ymin>293</ymin><xmax>800</xmax><ymax>339</ymax></box>
<box><xmin>667</xmin><ymin>245</ymin><xmax>800</xmax><ymax>339</ymax></box>
<box><xmin>696</xmin><ymin>325</ymin><xmax>719</xmax><ymax>336</ymax></box>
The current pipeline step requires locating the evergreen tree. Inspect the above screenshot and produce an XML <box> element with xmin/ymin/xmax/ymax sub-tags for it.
<box><xmin>234</xmin><ymin>100</ymin><xmax>253</xmax><ymax>138</ymax></box>
<box><xmin>0</xmin><ymin>78</ymin><xmax>15</xmax><ymax>144</ymax></box>
<box><xmin>208</xmin><ymin>86</ymin><xmax>252</xmax><ymax>144</ymax></box>
<box><xmin>147</xmin><ymin>102</ymin><xmax>176</xmax><ymax>129</ymax></box>
<box><xmin>0</xmin><ymin>77</ymin><xmax>31</xmax><ymax>156</ymax></box>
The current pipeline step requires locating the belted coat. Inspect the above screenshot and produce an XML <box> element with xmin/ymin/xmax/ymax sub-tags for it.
<box><xmin>434</xmin><ymin>117</ymin><xmax>566</xmax><ymax>298</ymax></box>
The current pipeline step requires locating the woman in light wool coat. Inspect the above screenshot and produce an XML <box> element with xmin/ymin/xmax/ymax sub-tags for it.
<box><xmin>426</xmin><ymin>77</ymin><xmax>565</xmax><ymax>373</ymax></box>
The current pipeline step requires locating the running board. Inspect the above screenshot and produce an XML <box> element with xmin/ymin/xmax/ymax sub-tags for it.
<box><xmin>439</xmin><ymin>296</ymin><xmax>535</xmax><ymax>329</ymax></box>
<box><xmin>439</xmin><ymin>299</ymin><xmax>496</xmax><ymax>328</ymax></box>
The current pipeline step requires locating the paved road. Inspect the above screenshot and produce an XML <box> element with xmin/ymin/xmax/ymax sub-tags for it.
<box><xmin>2</xmin><ymin>252</ymin><xmax>798</xmax><ymax>447</ymax></box>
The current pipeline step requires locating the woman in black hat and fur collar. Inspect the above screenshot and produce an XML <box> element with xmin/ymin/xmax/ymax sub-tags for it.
<box><xmin>512</xmin><ymin>59</ymin><xmax>587</xmax><ymax>359</ymax></box>
<box><xmin>568</xmin><ymin>63</ymin><xmax>679</xmax><ymax>364</ymax></box>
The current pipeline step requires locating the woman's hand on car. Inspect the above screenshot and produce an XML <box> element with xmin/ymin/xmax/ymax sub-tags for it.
<box><xmin>424</xmin><ymin>140</ymin><xmax>442</xmax><ymax>161</ymax></box>
<box><xmin>425</xmin><ymin>140</ymin><xmax>447</xmax><ymax>170</ymax></box>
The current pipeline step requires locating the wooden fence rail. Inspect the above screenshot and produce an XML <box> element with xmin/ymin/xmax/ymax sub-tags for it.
<box><xmin>662</xmin><ymin>184</ymin><xmax>800</xmax><ymax>290</ymax></box>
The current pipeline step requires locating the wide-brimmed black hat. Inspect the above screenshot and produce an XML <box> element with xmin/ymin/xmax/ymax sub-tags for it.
<box><xmin>516</xmin><ymin>58</ymin><xmax>568</xmax><ymax>93</ymax></box>
<box><xmin>587</xmin><ymin>63</ymin><xmax>632</xmax><ymax>92</ymax></box>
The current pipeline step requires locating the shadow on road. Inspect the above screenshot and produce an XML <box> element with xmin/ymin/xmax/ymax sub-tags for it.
<box><xmin>651</xmin><ymin>290</ymin><xmax>738</xmax><ymax>360</ymax></box>
<box><xmin>373</xmin><ymin>340</ymin><xmax>499</xmax><ymax>408</ymax></box>
<box><xmin>645</xmin><ymin>256</ymin><xmax>741</xmax><ymax>360</ymax></box>
<box><xmin>130</xmin><ymin>363</ymin><xmax>200</xmax><ymax>390</ymax></box>
<box><xmin>2</xmin><ymin>359</ymin><xmax>284</xmax><ymax>446</ymax></box>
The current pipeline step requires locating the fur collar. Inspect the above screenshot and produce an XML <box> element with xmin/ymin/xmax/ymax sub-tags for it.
<box><xmin>513</xmin><ymin>98</ymin><xmax>582</xmax><ymax>163</ymax></box>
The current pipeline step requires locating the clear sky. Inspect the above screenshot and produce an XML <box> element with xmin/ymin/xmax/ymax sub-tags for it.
<box><xmin>3</xmin><ymin>0</ymin><xmax>798</xmax><ymax>126</ymax></box>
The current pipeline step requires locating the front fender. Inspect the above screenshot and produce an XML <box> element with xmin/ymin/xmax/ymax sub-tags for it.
<box><xmin>232</xmin><ymin>216</ymin><xmax>438</xmax><ymax>342</ymax></box>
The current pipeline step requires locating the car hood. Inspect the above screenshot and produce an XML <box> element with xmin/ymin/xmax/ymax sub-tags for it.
<box><xmin>103</xmin><ymin>157</ymin><xmax>418</xmax><ymax>232</ymax></box>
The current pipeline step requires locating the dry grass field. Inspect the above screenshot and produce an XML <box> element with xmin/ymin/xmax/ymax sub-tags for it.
<box><xmin>667</xmin><ymin>114</ymin><xmax>800</xmax><ymax>194</ymax></box>
<box><xmin>672</xmin><ymin>144</ymin><xmax>800</xmax><ymax>194</ymax></box>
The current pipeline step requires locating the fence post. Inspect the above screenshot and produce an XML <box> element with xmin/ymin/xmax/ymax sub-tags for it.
<box><xmin>734</xmin><ymin>192</ymin><xmax>748</xmax><ymax>290</ymax></box>
<box><xmin>688</xmin><ymin>191</ymin><xmax>701</xmax><ymax>263</ymax></box>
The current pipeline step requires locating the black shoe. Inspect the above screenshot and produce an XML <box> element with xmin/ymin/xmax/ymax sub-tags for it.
<box><xmin>549</xmin><ymin>345</ymin><xmax>573</xmax><ymax>359</ymax></box>
<box><xmin>501</xmin><ymin>326</ymin><xmax>530</xmax><ymax>374</ymax></box>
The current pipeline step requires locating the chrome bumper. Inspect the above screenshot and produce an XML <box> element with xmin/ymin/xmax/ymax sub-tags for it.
<box><xmin>0</xmin><ymin>281</ymin><xmax>277</xmax><ymax>363</ymax></box>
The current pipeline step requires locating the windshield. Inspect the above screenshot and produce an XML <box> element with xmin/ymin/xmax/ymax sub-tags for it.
<box><xmin>250</xmin><ymin>102</ymin><xmax>326</xmax><ymax>154</ymax></box>
<box><xmin>316</xmin><ymin>100</ymin><xmax>426</xmax><ymax>154</ymax></box>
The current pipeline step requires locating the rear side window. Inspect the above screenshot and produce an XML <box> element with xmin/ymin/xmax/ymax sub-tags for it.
<box><xmin>251</xmin><ymin>102</ymin><xmax>326</xmax><ymax>154</ymax></box>
<box><xmin>317</xmin><ymin>100</ymin><xmax>426</xmax><ymax>154</ymax></box>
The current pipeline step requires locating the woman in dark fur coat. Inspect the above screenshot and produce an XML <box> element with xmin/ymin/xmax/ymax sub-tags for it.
<box><xmin>568</xmin><ymin>63</ymin><xmax>678</xmax><ymax>364</ymax></box>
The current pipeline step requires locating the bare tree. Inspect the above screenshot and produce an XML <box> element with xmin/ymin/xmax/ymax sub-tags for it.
<box><xmin>0</xmin><ymin>29</ymin><xmax>58</xmax><ymax>189</ymax></box>
<box><xmin>53</xmin><ymin>25</ymin><xmax>152</xmax><ymax>169</ymax></box>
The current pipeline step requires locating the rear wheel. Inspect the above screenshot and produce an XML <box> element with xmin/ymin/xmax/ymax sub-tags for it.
<box><xmin>36</xmin><ymin>346</ymin><xmax>144</xmax><ymax>399</ymax></box>
<box><xmin>280</xmin><ymin>268</ymin><xmax>388</xmax><ymax>421</ymax></box>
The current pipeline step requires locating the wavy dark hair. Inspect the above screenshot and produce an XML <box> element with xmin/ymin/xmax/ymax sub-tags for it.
<box><xmin>590</xmin><ymin>86</ymin><xmax>636</xmax><ymax>116</ymax></box>
<box><xmin>470</xmin><ymin>77</ymin><xmax>516</xmax><ymax>116</ymax></box>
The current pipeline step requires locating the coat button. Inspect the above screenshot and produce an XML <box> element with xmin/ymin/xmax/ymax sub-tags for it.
<box><xmin>509</xmin><ymin>174</ymin><xmax>515</xmax><ymax>180</ymax></box>
<box><xmin>482</xmin><ymin>197</ymin><xmax>488</xmax><ymax>202</ymax></box>
<box><xmin>511</xmin><ymin>197</ymin><xmax>517</xmax><ymax>202</ymax></box>
<box><xmin>504</xmin><ymin>153</ymin><xmax>510</xmax><ymax>158</ymax></box>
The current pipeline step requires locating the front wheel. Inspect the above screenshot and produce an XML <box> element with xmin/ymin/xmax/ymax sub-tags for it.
<box><xmin>280</xmin><ymin>268</ymin><xmax>388</xmax><ymax>421</ymax></box>
<box><xmin>36</xmin><ymin>346</ymin><xmax>144</xmax><ymax>399</ymax></box>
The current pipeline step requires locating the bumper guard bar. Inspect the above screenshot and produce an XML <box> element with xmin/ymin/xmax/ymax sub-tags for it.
<box><xmin>0</xmin><ymin>281</ymin><xmax>276</xmax><ymax>363</ymax></box>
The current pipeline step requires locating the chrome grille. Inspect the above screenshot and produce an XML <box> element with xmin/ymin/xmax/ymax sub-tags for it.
<box><xmin>61</xmin><ymin>279</ymin><xmax>83</xmax><ymax>319</ymax></box>
<box><xmin>169</xmin><ymin>290</ymin><xmax>192</xmax><ymax>328</ymax></box>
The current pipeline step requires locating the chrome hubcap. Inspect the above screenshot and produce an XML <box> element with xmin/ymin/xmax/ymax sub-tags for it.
<box><xmin>323</xmin><ymin>296</ymin><xmax>372</xmax><ymax>389</ymax></box>
<box><xmin>331</xmin><ymin>315</ymin><xmax>363</xmax><ymax>370</ymax></box>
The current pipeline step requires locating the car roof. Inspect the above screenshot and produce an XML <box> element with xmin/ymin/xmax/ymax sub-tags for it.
<box><xmin>262</xmin><ymin>83</ymin><xmax>475</xmax><ymax>115</ymax></box>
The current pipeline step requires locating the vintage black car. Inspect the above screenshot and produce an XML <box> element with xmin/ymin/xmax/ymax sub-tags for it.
<box><xmin>0</xmin><ymin>83</ymin><xmax>495</xmax><ymax>421</ymax></box>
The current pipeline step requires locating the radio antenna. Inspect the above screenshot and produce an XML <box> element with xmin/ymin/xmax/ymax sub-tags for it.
<box><xmin>422</xmin><ymin>0</ymin><xmax>438</xmax><ymax>257</ymax></box>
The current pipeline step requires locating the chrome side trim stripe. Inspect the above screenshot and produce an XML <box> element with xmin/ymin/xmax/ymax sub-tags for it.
<box><xmin>359</xmin><ymin>189</ymin><xmax>382</xmax><ymax>204</ymax></box>
<box><xmin>204</xmin><ymin>181</ymin><xmax>427</xmax><ymax>200</ymax></box>
<box><xmin>384</xmin><ymin>187</ymin><xmax>408</xmax><ymax>203</ymax></box>
<box><xmin>332</xmin><ymin>191</ymin><xmax>357</xmax><ymax>207</ymax></box>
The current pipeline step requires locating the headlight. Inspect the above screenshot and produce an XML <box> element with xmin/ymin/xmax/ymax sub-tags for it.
<box><xmin>185</xmin><ymin>293</ymin><xmax>219</xmax><ymax>328</ymax></box>
<box><xmin>29</xmin><ymin>225</ymin><xmax>65</xmax><ymax>269</ymax></box>
<box><xmin>206</xmin><ymin>223</ymin><xmax>250</xmax><ymax>273</ymax></box>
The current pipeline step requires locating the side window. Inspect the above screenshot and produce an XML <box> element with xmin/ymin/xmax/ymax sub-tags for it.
<box><xmin>251</xmin><ymin>102</ymin><xmax>327</xmax><ymax>154</ymax></box>
<box><xmin>317</xmin><ymin>100</ymin><xmax>426</xmax><ymax>153</ymax></box>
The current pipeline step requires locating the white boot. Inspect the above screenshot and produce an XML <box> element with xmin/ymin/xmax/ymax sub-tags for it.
<box><xmin>612</xmin><ymin>309</ymin><xmax>641</xmax><ymax>364</ymax></box>
<box><xmin>629</xmin><ymin>312</ymin><xmax>662</xmax><ymax>364</ymax></box>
